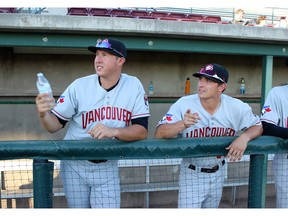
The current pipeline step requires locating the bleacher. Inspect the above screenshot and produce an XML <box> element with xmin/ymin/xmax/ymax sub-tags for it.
<box><xmin>0</xmin><ymin>8</ymin><xmax>17</xmax><ymax>13</ymax></box>
<box><xmin>1</xmin><ymin>7</ymin><xmax>287</xmax><ymax>27</ymax></box>
<box><xmin>64</xmin><ymin>7</ymin><xmax>288</xmax><ymax>27</ymax></box>
<box><xmin>66</xmin><ymin>7</ymin><xmax>223</xmax><ymax>23</ymax></box>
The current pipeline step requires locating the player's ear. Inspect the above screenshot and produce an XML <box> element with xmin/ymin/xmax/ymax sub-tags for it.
<box><xmin>117</xmin><ymin>57</ymin><xmax>126</xmax><ymax>65</ymax></box>
<box><xmin>219</xmin><ymin>83</ymin><xmax>227</xmax><ymax>92</ymax></box>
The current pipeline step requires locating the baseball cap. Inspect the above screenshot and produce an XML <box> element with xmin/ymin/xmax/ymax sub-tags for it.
<box><xmin>193</xmin><ymin>63</ymin><xmax>229</xmax><ymax>84</ymax></box>
<box><xmin>88</xmin><ymin>38</ymin><xmax>127</xmax><ymax>58</ymax></box>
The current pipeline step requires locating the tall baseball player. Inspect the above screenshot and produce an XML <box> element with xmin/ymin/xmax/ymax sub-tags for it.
<box><xmin>36</xmin><ymin>38</ymin><xmax>150</xmax><ymax>208</ymax></box>
<box><xmin>261</xmin><ymin>84</ymin><xmax>288</xmax><ymax>208</ymax></box>
<box><xmin>155</xmin><ymin>63</ymin><xmax>262</xmax><ymax>208</ymax></box>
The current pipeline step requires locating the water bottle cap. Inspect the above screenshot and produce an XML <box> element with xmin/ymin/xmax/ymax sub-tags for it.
<box><xmin>37</xmin><ymin>73</ymin><xmax>43</xmax><ymax>76</ymax></box>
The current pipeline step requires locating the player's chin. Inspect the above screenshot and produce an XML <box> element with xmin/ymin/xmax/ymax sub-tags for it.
<box><xmin>197</xmin><ymin>92</ymin><xmax>206</xmax><ymax>98</ymax></box>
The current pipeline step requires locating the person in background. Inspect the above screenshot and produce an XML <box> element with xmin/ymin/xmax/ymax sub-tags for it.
<box><xmin>229</xmin><ymin>9</ymin><xmax>249</xmax><ymax>25</ymax></box>
<box><xmin>261</xmin><ymin>82</ymin><xmax>288</xmax><ymax>208</ymax></box>
<box><xmin>35</xmin><ymin>38</ymin><xmax>150</xmax><ymax>208</ymax></box>
<box><xmin>155</xmin><ymin>63</ymin><xmax>263</xmax><ymax>208</ymax></box>
<box><xmin>274</xmin><ymin>16</ymin><xmax>288</xmax><ymax>28</ymax></box>
<box><xmin>255</xmin><ymin>15</ymin><xmax>267</xmax><ymax>26</ymax></box>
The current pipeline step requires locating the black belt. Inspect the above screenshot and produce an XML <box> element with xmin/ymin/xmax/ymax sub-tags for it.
<box><xmin>188</xmin><ymin>160</ymin><xmax>225</xmax><ymax>173</ymax></box>
<box><xmin>89</xmin><ymin>160</ymin><xmax>108</xmax><ymax>164</ymax></box>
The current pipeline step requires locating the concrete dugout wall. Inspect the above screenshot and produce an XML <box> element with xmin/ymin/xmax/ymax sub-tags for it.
<box><xmin>0</xmin><ymin>51</ymin><xmax>287</xmax><ymax>139</ymax></box>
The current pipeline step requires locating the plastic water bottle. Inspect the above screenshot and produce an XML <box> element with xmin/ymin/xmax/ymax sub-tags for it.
<box><xmin>240</xmin><ymin>77</ymin><xmax>245</xmax><ymax>95</ymax></box>
<box><xmin>148</xmin><ymin>81</ymin><xmax>154</xmax><ymax>95</ymax></box>
<box><xmin>36</xmin><ymin>73</ymin><xmax>53</xmax><ymax>97</ymax></box>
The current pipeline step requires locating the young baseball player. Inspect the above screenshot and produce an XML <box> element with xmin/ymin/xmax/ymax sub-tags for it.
<box><xmin>36</xmin><ymin>38</ymin><xmax>150</xmax><ymax>208</ymax></box>
<box><xmin>155</xmin><ymin>63</ymin><xmax>263</xmax><ymax>208</ymax></box>
<box><xmin>261</xmin><ymin>84</ymin><xmax>288</xmax><ymax>208</ymax></box>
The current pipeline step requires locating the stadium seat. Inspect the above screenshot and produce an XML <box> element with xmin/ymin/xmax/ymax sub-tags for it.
<box><xmin>205</xmin><ymin>15</ymin><xmax>221</xmax><ymax>22</ymax></box>
<box><xmin>180</xmin><ymin>18</ymin><xmax>200</xmax><ymax>22</ymax></box>
<box><xmin>150</xmin><ymin>11</ymin><xmax>169</xmax><ymax>18</ymax></box>
<box><xmin>137</xmin><ymin>16</ymin><xmax>157</xmax><ymax>20</ymax></box>
<box><xmin>130</xmin><ymin>10</ymin><xmax>150</xmax><ymax>17</ymax></box>
<box><xmin>219</xmin><ymin>21</ymin><xmax>230</xmax><ymax>24</ymax></box>
<box><xmin>0</xmin><ymin>7</ymin><xmax>17</xmax><ymax>13</ymax></box>
<box><xmin>200</xmin><ymin>20</ymin><xmax>219</xmax><ymax>23</ymax></box>
<box><xmin>114</xmin><ymin>15</ymin><xmax>136</xmax><ymax>18</ymax></box>
<box><xmin>110</xmin><ymin>9</ymin><xmax>131</xmax><ymax>17</ymax></box>
<box><xmin>159</xmin><ymin>17</ymin><xmax>178</xmax><ymax>21</ymax></box>
<box><xmin>186</xmin><ymin>14</ymin><xmax>206</xmax><ymax>21</ymax></box>
<box><xmin>89</xmin><ymin>8</ymin><xmax>111</xmax><ymax>17</ymax></box>
<box><xmin>168</xmin><ymin>12</ymin><xmax>187</xmax><ymax>19</ymax></box>
<box><xmin>67</xmin><ymin>8</ymin><xmax>89</xmax><ymax>16</ymax></box>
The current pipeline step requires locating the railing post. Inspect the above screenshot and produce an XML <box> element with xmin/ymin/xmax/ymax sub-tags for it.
<box><xmin>33</xmin><ymin>159</ymin><xmax>54</xmax><ymax>208</ymax></box>
<box><xmin>248</xmin><ymin>154</ymin><xmax>268</xmax><ymax>208</ymax></box>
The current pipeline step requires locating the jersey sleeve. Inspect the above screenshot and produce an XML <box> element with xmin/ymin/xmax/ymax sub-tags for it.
<box><xmin>156</xmin><ymin>99</ymin><xmax>182</xmax><ymax>127</ymax></box>
<box><xmin>51</xmin><ymin>81</ymin><xmax>78</xmax><ymax>121</ymax></box>
<box><xmin>131</xmin><ymin>78</ymin><xmax>150</xmax><ymax>119</ymax></box>
<box><xmin>260</xmin><ymin>87</ymin><xmax>280</xmax><ymax>125</ymax></box>
<box><xmin>239</xmin><ymin>103</ymin><xmax>261</xmax><ymax>131</ymax></box>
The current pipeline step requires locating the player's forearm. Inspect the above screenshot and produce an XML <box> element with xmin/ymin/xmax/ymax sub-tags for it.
<box><xmin>262</xmin><ymin>121</ymin><xmax>288</xmax><ymax>139</ymax></box>
<box><xmin>241</xmin><ymin>125</ymin><xmax>263</xmax><ymax>142</ymax></box>
<box><xmin>114</xmin><ymin>124</ymin><xmax>148</xmax><ymax>141</ymax></box>
<box><xmin>39</xmin><ymin>111</ymin><xmax>63</xmax><ymax>133</ymax></box>
<box><xmin>155</xmin><ymin>121</ymin><xmax>185</xmax><ymax>139</ymax></box>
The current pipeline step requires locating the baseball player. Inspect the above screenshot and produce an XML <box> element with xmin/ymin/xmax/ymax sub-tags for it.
<box><xmin>261</xmin><ymin>84</ymin><xmax>288</xmax><ymax>208</ymax></box>
<box><xmin>155</xmin><ymin>63</ymin><xmax>262</xmax><ymax>208</ymax></box>
<box><xmin>36</xmin><ymin>38</ymin><xmax>150</xmax><ymax>208</ymax></box>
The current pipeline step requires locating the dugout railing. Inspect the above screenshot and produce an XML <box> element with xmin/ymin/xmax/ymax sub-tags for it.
<box><xmin>0</xmin><ymin>136</ymin><xmax>286</xmax><ymax>208</ymax></box>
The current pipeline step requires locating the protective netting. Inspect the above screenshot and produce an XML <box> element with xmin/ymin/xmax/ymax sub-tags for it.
<box><xmin>0</xmin><ymin>155</ymin><xmax>277</xmax><ymax>208</ymax></box>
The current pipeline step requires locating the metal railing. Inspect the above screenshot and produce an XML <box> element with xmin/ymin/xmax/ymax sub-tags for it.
<box><xmin>125</xmin><ymin>6</ymin><xmax>288</xmax><ymax>23</ymax></box>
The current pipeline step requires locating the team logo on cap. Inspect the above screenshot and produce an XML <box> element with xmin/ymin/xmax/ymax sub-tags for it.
<box><xmin>205</xmin><ymin>64</ymin><xmax>214</xmax><ymax>71</ymax></box>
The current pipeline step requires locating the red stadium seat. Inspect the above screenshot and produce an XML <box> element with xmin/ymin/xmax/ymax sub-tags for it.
<box><xmin>130</xmin><ymin>10</ymin><xmax>149</xmax><ymax>17</ymax></box>
<box><xmin>200</xmin><ymin>20</ymin><xmax>219</xmax><ymax>23</ymax></box>
<box><xmin>150</xmin><ymin>11</ymin><xmax>169</xmax><ymax>18</ymax></box>
<box><xmin>114</xmin><ymin>15</ymin><xmax>135</xmax><ymax>18</ymax></box>
<box><xmin>159</xmin><ymin>17</ymin><xmax>178</xmax><ymax>21</ymax></box>
<box><xmin>110</xmin><ymin>9</ymin><xmax>130</xmax><ymax>16</ymax></box>
<box><xmin>180</xmin><ymin>18</ymin><xmax>200</xmax><ymax>22</ymax></box>
<box><xmin>205</xmin><ymin>15</ymin><xmax>221</xmax><ymax>22</ymax></box>
<box><xmin>0</xmin><ymin>7</ymin><xmax>17</xmax><ymax>13</ymax></box>
<box><xmin>89</xmin><ymin>8</ymin><xmax>111</xmax><ymax>17</ymax></box>
<box><xmin>67</xmin><ymin>8</ymin><xmax>89</xmax><ymax>16</ymax></box>
<box><xmin>186</xmin><ymin>14</ymin><xmax>206</xmax><ymax>21</ymax></box>
<box><xmin>168</xmin><ymin>12</ymin><xmax>187</xmax><ymax>19</ymax></box>
<box><xmin>137</xmin><ymin>16</ymin><xmax>157</xmax><ymax>20</ymax></box>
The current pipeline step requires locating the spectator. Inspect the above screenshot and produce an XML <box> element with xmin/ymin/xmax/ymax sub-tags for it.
<box><xmin>35</xmin><ymin>37</ymin><xmax>150</xmax><ymax>208</ymax></box>
<box><xmin>155</xmin><ymin>63</ymin><xmax>263</xmax><ymax>208</ymax></box>
<box><xmin>255</xmin><ymin>15</ymin><xmax>267</xmax><ymax>26</ymax></box>
<box><xmin>274</xmin><ymin>16</ymin><xmax>288</xmax><ymax>28</ymax></box>
<box><xmin>229</xmin><ymin>8</ymin><xmax>248</xmax><ymax>25</ymax></box>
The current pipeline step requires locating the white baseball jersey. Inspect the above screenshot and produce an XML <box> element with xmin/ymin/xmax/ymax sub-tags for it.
<box><xmin>52</xmin><ymin>73</ymin><xmax>150</xmax><ymax>140</ymax></box>
<box><xmin>157</xmin><ymin>94</ymin><xmax>261</xmax><ymax>167</ymax></box>
<box><xmin>260</xmin><ymin>85</ymin><xmax>288</xmax><ymax>128</ymax></box>
<box><xmin>260</xmin><ymin>85</ymin><xmax>288</xmax><ymax>208</ymax></box>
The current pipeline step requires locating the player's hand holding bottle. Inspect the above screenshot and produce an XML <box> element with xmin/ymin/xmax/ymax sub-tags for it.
<box><xmin>36</xmin><ymin>73</ymin><xmax>55</xmax><ymax>117</ymax></box>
